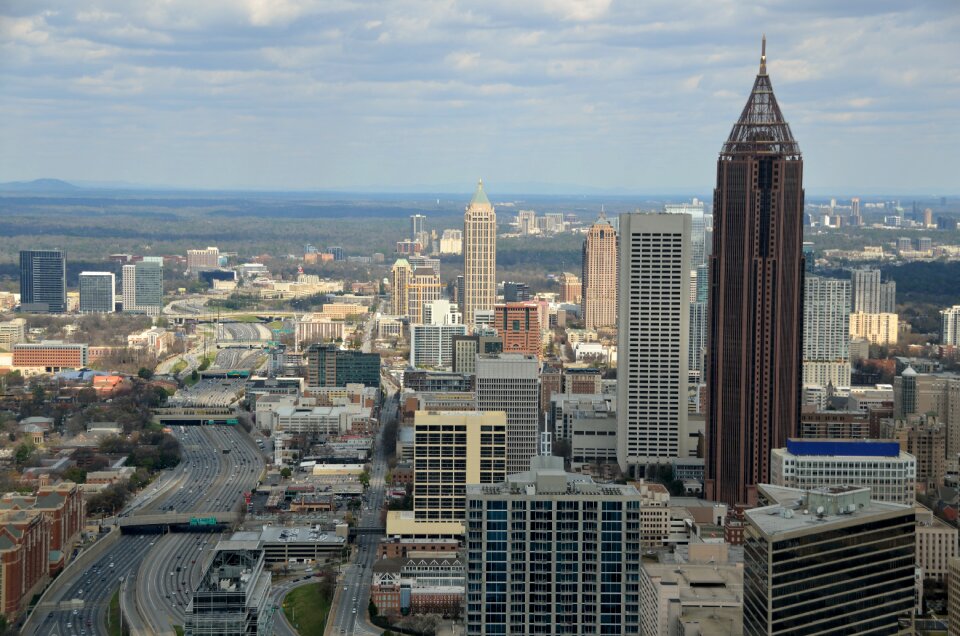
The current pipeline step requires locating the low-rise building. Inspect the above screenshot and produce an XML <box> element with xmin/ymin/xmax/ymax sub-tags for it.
<box><xmin>13</xmin><ymin>341</ymin><xmax>88</xmax><ymax>372</ymax></box>
<box><xmin>371</xmin><ymin>553</ymin><xmax>464</xmax><ymax>618</ymax></box>
<box><xmin>915</xmin><ymin>505</ymin><xmax>958</xmax><ymax>583</ymax></box>
<box><xmin>0</xmin><ymin>318</ymin><xmax>26</xmax><ymax>348</ymax></box>
<box><xmin>185</xmin><ymin>540</ymin><xmax>273</xmax><ymax>635</ymax></box>
<box><xmin>639</xmin><ymin>558</ymin><xmax>743</xmax><ymax>636</ymax></box>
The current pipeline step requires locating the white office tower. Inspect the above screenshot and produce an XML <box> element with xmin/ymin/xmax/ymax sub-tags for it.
<box><xmin>476</xmin><ymin>354</ymin><xmax>540</xmax><ymax>475</ymax></box>
<box><xmin>122</xmin><ymin>261</ymin><xmax>163</xmax><ymax>316</ymax></box>
<box><xmin>803</xmin><ymin>275</ymin><xmax>852</xmax><ymax>388</ymax></box>
<box><xmin>617</xmin><ymin>213</ymin><xmax>690</xmax><ymax>474</ymax></box>
<box><xmin>79</xmin><ymin>271</ymin><xmax>115</xmax><ymax>313</ymax></box>
<box><xmin>851</xmin><ymin>268</ymin><xmax>896</xmax><ymax>314</ymax></box>
<box><xmin>688</xmin><ymin>263</ymin><xmax>709</xmax><ymax>384</ymax></box>
<box><xmin>942</xmin><ymin>305</ymin><xmax>960</xmax><ymax>347</ymax></box>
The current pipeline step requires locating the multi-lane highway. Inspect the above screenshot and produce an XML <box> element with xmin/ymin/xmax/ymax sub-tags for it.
<box><xmin>33</xmin><ymin>425</ymin><xmax>264</xmax><ymax>636</ymax></box>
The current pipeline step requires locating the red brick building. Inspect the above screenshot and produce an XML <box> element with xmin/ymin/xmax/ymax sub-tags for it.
<box><xmin>495</xmin><ymin>302</ymin><xmax>541</xmax><ymax>357</ymax></box>
<box><xmin>0</xmin><ymin>511</ymin><xmax>50</xmax><ymax>615</ymax></box>
<box><xmin>12</xmin><ymin>341</ymin><xmax>88</xmax><ymax>372</ymax></box>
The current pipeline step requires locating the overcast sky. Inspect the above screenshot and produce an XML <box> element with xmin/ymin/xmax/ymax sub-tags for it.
<box><xmin>1</xmin><ymin>0</ymin><xmax>957</xmax><ymax>194</ymax></box>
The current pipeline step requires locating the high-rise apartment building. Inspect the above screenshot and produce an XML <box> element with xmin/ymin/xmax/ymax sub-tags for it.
<box><xmin>465</xmin><ymin>456</ymin><xmax>647</xmax><ymax>635</ymax></box>
<box><xmin>408</xmin><ymin>267</ymin><xmax>442</xmax><ymax>325</ymax></box>
<box><xmin>409</xmin><ymin>323</ymin><xmax>467</xmax><ymax>368</ymax></box>
<box><xmin>450</xmin><ymin>334</ymin><xmax>502</xmax><ymax>375</ymax></box>
<box><xmin>439</xmin><ymin>229</ymin><xmax>463</xmax><ymax>255</ymax></box>
<box><xmin>894</xmin><ymin>369</ymin><xmax>960</xmax><ymax>457</ymax></box>
<box><xmin>502</xmin><ymin>281</ymin><xmax>531</xmax><ymax>303</ymax></box>
<box><xmin>617</xmin><ymin>212</ymin><xmax>690</xmax><ymax>472</ymax></box>
<box><xmin>581</xmin><ymin>216</ymin><xmax>618</xmax><ymax>330</ymax></box>
<box><xmin>410</xmin><ymin>214</ymin><xmax>426</xmax><ymax>240</ymax></box>
<box><xmin>0</xmin><ymin>319</ymin><xmax>26</xmax><ymax>348</ymax></box>
<box><xmin>849</xmin><ymin>312</ymin><xmax>898</xmax><ymax>345</ymax></box>
<box><xmin>803</xmin><ymin>275</ymin><xmax>851</xmax><ymax>388</ymax></box>
<box><xmin>413</xmin><ymin>411</ymin><xmax>506</xmax><ymax>521</ymax></box>
<box><xmin>475</xmin><ymin>354</ymin><xmax>539</xmax><ymax>475</ymax></box>
<box><xmin>19</xmin><ymin>249</ymin><xmax>66</xmax><ymax>313</ymax></box>
<box><xmin>78</xmin><ymin>272</ymin><xmax>116</xmax><ymax>314</ymax></box>
<box><xmin>186</xmin><ymin>246</ymin><xmax>220</xmax><ymax>272</ymax></box>
<box><xmin>391</xmin><ymin>258</ymin><xmax>412</xmax><ymax>317</ymax></box>
<box><xmin>941</xmin><ymin>305</ymin><xmax>960</xmax><ymax>347</ymax></box>
<box><xmin>121</xmin><ymin>261</ymin><xmax>163</xmax><ymax>316</ymax></box>
<box><xmin>706</xmin><ymin>41</ymin><xmax>805</xmax><ymax>506</ymax></box>
<box><xmin>744</xmin><ymin>485</ymin><xmax>915</xmax><ymax>635</ymax></box>
<box><xmin>557</xmin><ymin>272</ymin><xmax>581</xmax><ymax>304</ymax></box>
<box><xmin>851</xmin><ymin>268</ymin><xmax>896</xmax><ymax>314</ymax></box>
<box><xmin>689</xmin><ymin>263</ymin><xmax>710</xmax><ymax>384</ymax></box>
<box><xmin>494</xmin><ymin>303</ymin><xmax>541</xmax><ymax>357</ymax></box>
<box><xmin>463</xmin><ymin>180</ymin><xmax>496</xmax><ymax>325</ymax></box>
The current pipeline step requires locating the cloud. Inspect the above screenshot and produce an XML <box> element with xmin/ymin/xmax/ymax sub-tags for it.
<box><xmin>0</xmin><ymin>0</ymin><xmax>957</xmax><ymax>192</ymax></box>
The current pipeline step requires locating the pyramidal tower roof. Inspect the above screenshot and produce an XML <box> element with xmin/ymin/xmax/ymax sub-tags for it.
<box><xmin>721</xmin><ymin>36</ymin><xmax>801</xmax><ymax>158</ymax></box>
<box><xmin>469</xmin><ymin>178</ymin><xmax>491</xmax><ymax>207</ymax></box>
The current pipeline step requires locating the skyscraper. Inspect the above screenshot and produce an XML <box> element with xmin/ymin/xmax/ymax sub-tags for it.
<box><xmin>494</xmin><ymin>302</ymin><xmax>541</xmax><ymax>357</ymax></box>
<box><xmin>851</xmin><ymin>268</ymin><xmax>896</xmax><ymax>314</ymax></box>
<box><xmin>942</xmin><ymin>305</ymin><xmax>960</xmax><ymax>347</ymax></box>
<box><xmin>463</xmin><ymin>180</ymin><xmax>496</xmax><ymax>325</ymax></box>
<box><xmin>407</xmin><ymin>267</ymin><xmax>442</xmax><ymax>324</ymax></box>
<box><xmin>410</xmin><ymin>214</ymin><xmax>426</xmax><ymax>240</ymax></box>
<box><xmin>121</xmin><ymin>261</ymin><xmax>163</xmax><ymax>316</ymax></box>
<box><xmin>688</xmin><ymin>263</ymin><xmax>710</xmax><ymax>384</ymax></box>
<box><xmin>802</xmin><ymin>276</ymin><xmax>851</xmax><ymax>388</ymax></box>
<box><xmin>79</xmin><ymin>272</ymin><xmax>116</xmax><ymax>314</ymax></box>
<box><xmin>390</xmin><ymin>258</ymin><xmax>412</xmax><ymax>317</ymax></box>
<box><xmin>19</xmin><ymin>249</ymin><xmax>66</xmax><ymax>313</ymax></box>
<box><xmin>617</xmin><ymin>213</ymin><xmax>690</xmax><ymax>472</ymax></box>
<box><xmin>706</xmin><ymin>39</ymin><xmax>805</xmax><ymax>506</ymax></box>
<box><xmin>665</xmin><ymin>199</ymin><xmax>710</xmax><ymax>268</ymax></box>
<box><xmin>475</xmin><ymin>354</ymin><xmax>539</xmax><ymax>475</ymax></box>
<box><xmin>581</xmin><ymin>215</ymin><xmax>618</xmax><ymax>330</ymax></box>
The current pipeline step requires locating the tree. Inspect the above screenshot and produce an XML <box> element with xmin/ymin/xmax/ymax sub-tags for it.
<box><xmin>137</xmin><ymin>367</ymin><xmax>154</xmax><ymax>380</ymax></box>
<box><xmin>359</xmin><ymin>470</ymin><xmax>371</xmax><ymax>489</ymax></box>
<box><xmin>190</xmin><ymin>369</ymin><xmax>199</xmax><ymax>383</ymax></box>
<box><xmin>62</xmin><ymin>467</ymin><xmax>87</xmax><ymax>484</ymax></box>
<box><xmin>14</xmin><ymin>441</ymin><xmax>35</xmax><ymax>467</ymax></box>
<box><xmin>280</xmin><ymin>467</ymin><xmax>292</xmax><ymax>479</ymax></box>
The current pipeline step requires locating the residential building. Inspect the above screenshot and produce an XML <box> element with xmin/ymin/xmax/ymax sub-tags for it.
<box><xmin>556</xmin><ymin>271</ymin><xmax>581</xmax><ymax>305</ymax></box>
<box><xmin>186</xmin><ymin>246</ymin><xmax>220</xmax><ymax>271</ymax></box>
<box><xmin>581</xmin><ymin>215</ymin><xmax>618</xmax><ymax>330</ymax></box>
<box><xmin>851</xmin><ymin>268</ymin><xmax>897</xmax><ymax>314</ymax></box>
<box><xmin>893</xmin><ymin>370</ymin><xmax>960</xmax><ymax>456</ymax></box>
<box><xmin>122</xmin><ymin>261</ymin><xmax>163</xmax><ymax>316</ymax></box>
<box><xmin>770</xmin><ymin>439</ymin><xmax>916</xmax><ymax>505</ymax></box>
<box><xmin>502</xmin><ymin>282</ymin><xmax>531</xmax><ymax>303</ymax></box>
<box><xmin>408</xmin><ymin>267</ymin><xmax>442</xmax><ymax>325</ymax></box>
<box><xmin>564</xmin><ymin>367</ymin><xmax>602</xmax><ymax>395</ymax></box>
<box><xmin>78</xmin><ymin>271</ymin><xmax>116</xmax><ymax>314</ymax></box>
<box><xmin>19</xmin><ymin>249</ymin><xmax>66</xmax><ymax>313</ymax></box>
<box><xmin>880</xmin><ymin>415</ymin><xmax>945</xmax><ymax>495</ymax></box>
<box><xmin>803</xmin><ymin>275</ymin><xmax>851</xmax><ymax>387</ymax></box>
<box><xmin>617</xmin><ymin>212</ymin><xmax>690</xmax><ymax>472</ymax></box>
<box><xmin>0</xmin><ymin>318</ymin><xmax>26</xmax><ymax>348</ymax></box>
<box><xmin>295</xmin><ymin>314</ymin><xmax>345</xmax><ymax>345</ymax></box>
<box><xmin>410</xmin><ymin>323</ymin><xmax>467</xmax><ymax>368</ymax></box>
<box><xmin>494</xmin><ymin>302</ymin><xmax>541</xmax><ymax>357</ymax></box>
<box><xmin>371</xmin><ymin>553</ymin><xmax>464</xmax><ymax>618</ymax></box>
<box><xmin>706</xmin><ymin>43</ymin><xmax>805</xmax><ymax>507</ymax></box>
<box><xmin>744</xmin><ymin>485</ymin><xmax>915</xmax><ymax>635</ymax></box>
<box><xmin>465</xmin><ymin>456</ymin><xmax>648</xmax><ymax>635</ymax></box>
<box><xmin>410</xmin><ymin>214</ymin><xmax>426</xmax><ymax>241</ymax></box>
<box><xmin>942</xmin><ymin>305</ymin><xmax>960</xmax><ymax>347</ymax></box>
<box><xmin>450</xmin><ymin>334</ymin><xmax>502</xmax><ymax>375</ymax></box>
<box><xmin>639</xmin><ymin>559</ymin><xmax>742</xmax><ymax>636</ymax></box>
<box><xmin>391</xmin><ymin>258</ymin><xmax>412</xmax><ymax>317</ymax></box>
<box><xmin>462</xmin><ymin>179</ymin><xmax>496</xmax><ymax>325</ymax></box>
<box><xmin>413</xmin><ymin>411</ymin><xmax>507</xmax><ymax>521</ymax></box>
<box><xmin>849</xmin><ymin>312</ymin><xmax>898</xmax><ymax>345</ymax></box>
<box><xmin>184</xmin><ymin>540</ymin><xmax>272</xmax><ymax>636</ymax></box>
<box><xmin>304</xmin><ymin>344</ymin><xmax>380</xmax><ymax>388</ymax></box>
<box><xmin>688</xmin><ymin>263</ymin><xmax>710</xmax><ymax>383</ymax></box>
<box><xmin>439</xmin><ymin>229</ymin><xmax>463</xmax><ymax>255</ymax></box>
<box><xmin>13</xmin><ymin>341</ymin><xmax>88</xmax><ymax>372</ymax></box>
<box><xmin>475</xmin><ymin>354</ymin><xmax>539</xmax><ymax>475</ymax></box>
<box><xmin>915</xmin><ymin>506</ymin><xmax>957</xmax><ymax>584</ymax></box>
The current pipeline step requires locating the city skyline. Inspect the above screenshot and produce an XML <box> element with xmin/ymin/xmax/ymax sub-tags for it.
<box><xmin>1</xmin><ymin>3</ymin><xmax>957</xmax><ymax>194</ymax></box>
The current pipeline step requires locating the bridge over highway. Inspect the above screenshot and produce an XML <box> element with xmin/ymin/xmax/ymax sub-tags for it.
<box><xmin>118</xmin><ymin>511</ymin><xmax>241</xmax><ymax>534</ymax></box>
<box><xmin>153</xmin><ymin>407</ymin><xmax>237</xmax><ymax>426</ymax></box>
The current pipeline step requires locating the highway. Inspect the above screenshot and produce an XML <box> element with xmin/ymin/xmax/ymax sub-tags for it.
<box><xmin>33</xmin><ymin>425</ymin><xmax>265</xmax><ymax>636</ymax></box>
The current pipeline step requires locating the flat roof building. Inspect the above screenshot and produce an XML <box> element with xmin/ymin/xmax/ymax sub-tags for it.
<box><xmin>185</xmin><ymin>540</ymin><xmax>273</xmax><ymax>636</ymax></box>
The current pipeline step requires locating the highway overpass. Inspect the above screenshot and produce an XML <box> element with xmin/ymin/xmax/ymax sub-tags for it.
<box><xmin>118</xmin><ymin>511</ymin><xmax>241</xmax><ymax>534</ymax></box>
<box><xmin>153</xmin><ymin>407</ymin><xmax>238</xmax><ymax>426</ymax></box>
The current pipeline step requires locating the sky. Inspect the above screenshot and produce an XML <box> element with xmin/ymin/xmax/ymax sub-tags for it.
<box><xmin>1</xmin><ymin>0</ymin><xmax>958</xmax><ymax>195</ymax></box>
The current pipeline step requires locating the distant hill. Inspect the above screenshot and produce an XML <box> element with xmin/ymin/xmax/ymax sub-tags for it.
<box><xmin>0</xmin><ymin>178</ymin><xmax>80</xmax><ymax>192</ymax></box>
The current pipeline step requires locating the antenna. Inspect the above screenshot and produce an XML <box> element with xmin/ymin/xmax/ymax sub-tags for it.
<box><xmin>760</xmin><ymin>34</ymin><xmax>767</xmax><ymax>75</ymax></box>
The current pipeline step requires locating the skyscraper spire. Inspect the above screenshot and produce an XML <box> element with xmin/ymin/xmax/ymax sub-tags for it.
<box><xmin>760</xmin><ymin>34</ymin><xmax>767</xmax><ymax>75</ymax></box>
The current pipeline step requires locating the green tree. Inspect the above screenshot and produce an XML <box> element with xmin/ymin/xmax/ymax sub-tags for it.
<box><xmin>280</xmin><ymin>467</ymin><xmax>292</xmax><ymax>479</ymax></box>
<box><xmin>137</xmin><ymin>367</ymin><xmax>154</xmax><ymax>380</ymax></box>
<box><xmin>190</xmin><ymin>369</ymin><xmax>199</xmax><ymax>383</ymax></box>
<box><xmin>62</xmin><ymin>467</ymin><xmax>87</xmax><ymax>484</ymax></box>
<box><xmin>358</xmin><ymin>470</ymin><xmax>371</xmax><ymax>489</ymax></box>
<box><xmin>14</xmin><ymin>441</ymin><xmax>35</xmax><ymax>467</ymax></box>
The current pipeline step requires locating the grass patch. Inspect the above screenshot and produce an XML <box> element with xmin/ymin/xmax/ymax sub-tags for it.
<box><xmin>173</xmin><ymin>627</ymin><xmax>184</xmax><ymax>636</ymax></box>
<box><xmin>267</xmin><ymin>320</ymin><xmax>284</xmax><ymax>330</ymax></box>
<box><xmin>107</xmin><ymin>588</ymin><xmax>122</xmax><ymax>636</ymax></box>
<box><xmin>230</xmin><ymin>314</ymin><xmax>262</xmax><ymax>323</ymax></box>
<box><xmin>283</xmin><ymin>583</ymin><xmax>332</xmax><ymax>635</ymax></box>
<box><xmin>170</xmin><ymin>359</ymin><xmax>187</xmax><ymax>375</ymax></box>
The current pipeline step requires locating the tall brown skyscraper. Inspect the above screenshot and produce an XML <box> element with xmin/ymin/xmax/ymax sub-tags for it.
<box><xmin>705</xmin><ymin>39</ymin><xmax>805</xmax><ymax>507</ymax></box>
<box><xmin>463</xmin><ymin>179</ymin><xmax>496</xmax><ymax>325</ymax></box>
<box><xmin>581</xmin><ymin>215</ymin><xmax>618</xmax><ymax>330</ymax></box>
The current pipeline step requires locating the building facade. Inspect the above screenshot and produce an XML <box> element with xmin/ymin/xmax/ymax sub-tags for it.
<box><xmin>185</xmin><ymin>540</ymin><xmax>273</xmax><ymax>636</ymax></box>
<box><xmin>617</xmin><ymin>212</ymin><xmax>690</xmax><ymax>471</ymax></box>
<box><xmin>494</xmin><ymin>302</ymin><xmax>541</xmax><ymax>357</ymax></box>
<box><xmin>581</xmin><ymin>216</ymin><xmax>618</xmax><ymax>330</ymax></box>
<box><xmin>413</xmin><ymin>411</ymin><xmax>506</xmax><ymax>521</ymax></box>
<box><xmin>706</xmin><ymin>42</ymin><xmax>805</xmax><ymax>507</ymax></box>
<box><xmin>408</xmin><ymin>268</ymin><xmax>442</xmax><ymax>325</ymax></box>
<box><xmin>410</xmin><ymin>323</ymin><xmax>468</xmax><ymax>368</ymax></box>
<box><xmin>13</xmin><ymin>341</ymin><xmax>88</xmax><ymax>372</ymax></box>
<box><xmin>803</xmin><ymin>275</ymin><xmax>851</xmax><ymax>388</ymax></box>
<box><xmin>744</xmin><ymin>485</ymin><xmax>915</xmax><ymax>635</ymax></box>
<box><xmin>475</xmin><ymin>354</ymin><xmax>539</xmax><ymax>476</ymax></box>
<box><xmin>465</xmin><ymin>456</ymin><xmax>647</xmax><ymax>635</ymax></box>
<box><xmin>391</xmin><ymin>258</ymin><xmax>412</xmax><ymax>317</ymax></box>
<box><xmin>462</xmin><ymin>180</ymin><xmax>496</xmax><ymax>325</ymax></box>
<box><xmin>851</xmin><ymin>268</ymin><xmax>896</xmax><ymax>314</ymax></box>
<box><xmin>941</xmin><ymin>305</ymin><xmax>960</xmax><ymax>347</ymax></box>
<box><xmin>121</xmin><ymin>261</ymin><xmax>163</xmax><ymax>315</ymax></box>
<box><xmin>19</xmin><ymin>249</ymin><xmax>66</xmax><ymax>313</ymax></box>
<box><xmin>304</xmin><ymin>344</ymin><xmax>380</xmax><ymax>388</ymax></box>
<box><xmin>79</xmin><ymin>271</ymin><xmax>116</xmax><ymax>313</ymax></box>
<box><xmin>186</xmin><ymin>246</ymin><xmax>220</xmax><ymax>271</ymax></box>
<box><xmin>770</xmin><ymin>439</ymin><xmax>916</xmax><ymax>505</ymax></box>
<box><xmin>558</xmin><ymin>271</ymin><xmax>581</xmax><ymax>304</ymax></box>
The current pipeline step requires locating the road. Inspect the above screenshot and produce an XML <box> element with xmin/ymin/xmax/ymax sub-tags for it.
<box><xmin>328</xmin><ymin>391</ymin><xmax>395</xmax><ymax>636</ymax></box>
<box><xmin>32</xmin><ymin>425</ymin><xmax>265</xmax><ymax>636</ymax></box>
